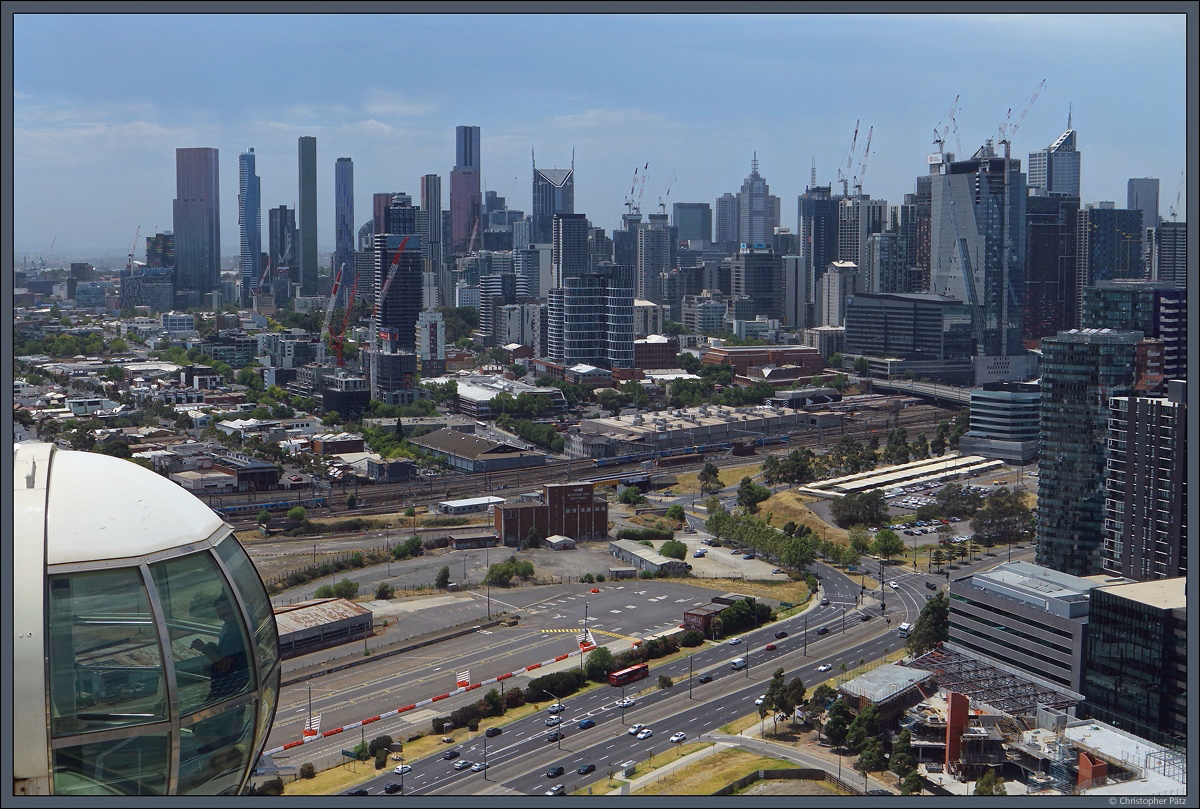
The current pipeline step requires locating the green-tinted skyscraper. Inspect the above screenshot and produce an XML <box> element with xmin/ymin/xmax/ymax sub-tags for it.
<box><xmin>298</xmin><ymin>136</ymin><xmax>317</xmax><ymax>296</ymax></box>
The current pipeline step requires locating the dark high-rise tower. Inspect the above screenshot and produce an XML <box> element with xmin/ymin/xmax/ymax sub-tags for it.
<box><xmin>172</xmin><ymin>147</ymin><xmax>221</xmax><ymax>297</ymax></box>
<box><xmin>798</xmin><ymin>184</ymin><xmax>838</xmax><ymax>302</ymax></box>
<box><xmin>1076</xmin><ymin>204</ymin><xmax>1145</xmax><ymax>324</ymax></box>
<box><xmin>673</xmin><ymin>202</ymin><xmax>712</xmax><ymax>243</ymax></box>
<box><xmin>238</xmin><ymin>148</ymin><xmax>261</xmax><ymax>304</ymax></box>
<box><xmin>268</xmin><ymin>205</ymin><xmax>296</xmax><ymax>272</ymax></box>
<box><xmin>420</xmin><ymin>173</ymin><xmax>444</xmax><ymax>304</ymax></box>
<box><xmin>450</xmin><ymin>126</ymin><xmax>482</xmax><ymax>254</ymax></box>
<box><xmin>297</xmin><ymin>136</ymin><xmax>318</xmax><ymax>296</ymax></box>
<box><xmin>1126</xmin><ymin>177</ymin><xmax>1160</xmax><ymax>229</ymax></box>
<box><xmin>1036</xmin><ymin>329</ymin><xmax>1143</xmax><ymax>577</ymax></box>
<box><xmin>334</xmin><ymin>157</ymin><xmax>354</xmax><ymax>286</ymax></box>
<box><xmin>532</xmin><ymin>151</ymin><xmax>575</xmax><ymax>244</ymax></box>
<box><xmin>1024</xmin><ymin>193</ymin><xmax>1080</xmax><ymax>338</ymax></box>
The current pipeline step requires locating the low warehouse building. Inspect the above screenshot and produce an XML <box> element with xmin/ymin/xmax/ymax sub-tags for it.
<box><xmin>273</xmin><ymin>598</ymin><xmax>373</xmax><ymax>659</ymax></box>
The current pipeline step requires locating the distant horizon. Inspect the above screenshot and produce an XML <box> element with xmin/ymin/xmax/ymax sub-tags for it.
<box><xmin>14</xmin><ymin>11</ymin><xmax>1189</xmax><ymax>262</ymax></box>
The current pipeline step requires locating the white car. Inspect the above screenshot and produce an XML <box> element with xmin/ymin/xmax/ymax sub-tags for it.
<box><xmin>471</xmin><ymin>762</ymin><xmax>489</xmax><ymax>772</ymax></box>
<box><xmin>754</xmin><ymin>695</ymin><xmax>765</xmax><ymax>706</ymax></box>
<box><xmin>889</xmin><ymin>582</ymin><xmax>899</xmax><ymax>589</ymax></box>
<box><xmin>627</xmin><ymin>723</ymin><xmax>647</xmax><ymax>735</ymax></box>
<box><xmin>547</xmin><ymin>703</ymin><xmax>565</xmax><ymax>714</ymax></box>
<box><xmin>615</xmin><ymin>697</ymin><xmax>636</xmax><ymax>708</ymax></box>
<box><xmin>393</xmin><ymin>764</ymin><xmax>411</xmax><ymax>775</ymax></box>
<box><xmin>817</xmin><ymin>663</ymin><xmax>832</xmax><ymax>673</ymax></box>
<box><xmin>636</xmin><ymin>728</ymin><xmax>654</xmax><ymax>740</ymax></box>
<box><xmin>453</xmin><ymin>760</ymin><xmax>472</xmax><ymax>770</ymax></box>
<box><xmin>670</xmin><ymin>732</ymin><xmax>687</xmax><ymax>743</ymax></box>
<box><xmin>727</xmin><ymin>637</ymin><xmax>743</xmax><ymax>645</ymax></box>
<box><xmin>545</xmin><ymin>715</ymin><xmax>562</xmax><ymax>726</ymax></box>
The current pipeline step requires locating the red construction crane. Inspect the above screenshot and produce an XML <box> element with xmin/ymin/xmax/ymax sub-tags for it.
<box><xmin>332</xmin><ymin>271</ymin><xmax>360</xmax><ymax>366</ymax></box>
<box><xmin>321</xmin><ymin>263</ymin><xmax>347</xmax><ymax>359</ymax></box>
<box><xmin>369</xmin><ymin>236</ymin><xmax>411</xmax><ymax>355</ymax></box>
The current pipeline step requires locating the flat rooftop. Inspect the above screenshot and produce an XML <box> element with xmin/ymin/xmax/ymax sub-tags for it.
<box><xmin>840</xmin><ymin>663</ymin><xmax>935</xmax><ymax>703</ymax></box>
<box><xmin>1096</xmin><ymin>577</ymin><xmax>1186</xmax><ymax>610</ymax></box>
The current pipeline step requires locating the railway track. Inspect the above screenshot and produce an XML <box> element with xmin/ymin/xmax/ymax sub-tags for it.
<box><xmin>218</xmin><ymin>406</ymin><xmax>953</xmax><ymax>528</ymax></box>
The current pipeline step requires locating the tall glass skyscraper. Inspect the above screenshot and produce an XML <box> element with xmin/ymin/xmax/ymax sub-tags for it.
<box><xmin>238</xmin><ymin>149</ymin><xmax>261</xmax><ymax>305</ymax></box>
<box><xmin>333</xmin><ymin>157</ymin><xmax>354</xmax><ymax>288</ymax></box>
<box><xmin>532</xmin><ymin>153</ymin><xmax>574</xmax><ymax>244</ymax></box>
<box><xmin>172</xmin><ymin>147</ymin><xmax>221</xmax><ymax>297</ymax></box>
<box><xmin>1027</xmin><ymin>122</ymin><xmax>1080</xmax><ymax>197</ymax></box>
<box><xmin>929</xmin><ymin>143</ymin><xmax>1026</xmax><ymax>356</ymax></box>
<box><xmin>297</xmin><ymin>136</ymin><xmax>317</xmax><ymax>296</ymax></box>
<box><xmin>450</xmin><ymin>126</ymin><xmax>482</xmax><ymax>254</ymax></box>
<box><xmin>737</xmin><ymin>154</ymin><xmax>779</xmax><ymax>247</ymax></box>
<box><xmin>1036</xmin><ymin>329</ymin><xmax>1143</xmax><ymax>576</ymax></box>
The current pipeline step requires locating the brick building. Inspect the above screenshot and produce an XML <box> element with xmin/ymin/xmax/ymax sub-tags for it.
<box><xmin>701</xmin><ymin>344</ymin><xmax>823</xmax><ymax>376</ymax></box>
<box><xmin>494</xmin><ymin>481</ymin><xmax>609</xmax><ymax>545</ymax></box>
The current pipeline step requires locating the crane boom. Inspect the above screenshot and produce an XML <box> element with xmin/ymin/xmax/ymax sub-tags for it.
<box><xmin>321</xmin><ymin>263</ymin><xmax>347</xmax><ymax>345</ymax></box>
<box><xmin>853</xmin><ymin>126</ymin><xmax>873</xmax><ymax>196</ymax></box>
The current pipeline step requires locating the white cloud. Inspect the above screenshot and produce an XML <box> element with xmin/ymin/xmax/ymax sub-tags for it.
<box><xmin>360</xmin><ymin>93</ymin><xmax>438</xmax><ymax>118</ymax></box>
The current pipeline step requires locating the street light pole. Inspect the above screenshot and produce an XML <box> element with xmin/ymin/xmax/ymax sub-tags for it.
<box><xmin>542</xmin><ymin>690</ymin><xmax>562</xmax><ymax>750</ymax></box>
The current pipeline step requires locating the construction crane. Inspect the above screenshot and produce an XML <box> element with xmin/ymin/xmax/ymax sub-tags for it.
<box><xmin>931</xmin><ymin>94</ymin><xmax>960</xmax><ymax>159</ymax></box>
<box><xmin>635</xmin><ymin>162</ymin><xmax>649</xmax><ymax>215</ymax></box>
<box><xmin>657</xmin><ymin>170</ymin><xmax>677</xmax><ymax>215</ymax></box>
<box><xmin>997</xmin><ymin>79</ymin><xmax>1045</xmax><ymax>353</ymax></box>
<box><xmin>333</xmin><ymin>271</ymin><xmax>361</xmax><ymax>366</ymax></box>
<box><xmin>369</xmin><ymin>236</ymin><xmax>411</xmax><ymax>357</ymax></box>
<box><xmin>1168</xmin><ymin>170</ymin><xmax>1184</xmax><ymax>221</ymax></box>
<box><xmin>321</xmin><ymin>263</ymin><xmax>348</xmax><ymax>356</ymax></box>
<box><xmin>126</xmin><ymin>227</ymin><xmax>139</xmax><ymax>275</ymax></box>
<box><xmin>837</xmin><ymin>119</ymin><xmax>860</xmax><ymax>198</ymax></box>
<box><xmin>623</xmin><ymin>164</ymin><xmax>640</xmax><ymax>216</ymax></box>
<box><xmin>852</xmin><ymin>126</ymin><xmax>874</xmax><ymax>197</ymax></box>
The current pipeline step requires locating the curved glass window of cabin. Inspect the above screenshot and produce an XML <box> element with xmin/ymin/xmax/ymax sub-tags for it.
<box><xmin>149</xmin><ymin>552</ymin><xmax>253</xmax><ymax>715</ymax></box>
<box><xmin>52</xmin><ymin>733</ymin><xmax>170</xmax><ymax>796</ymax></box>
<box><xmin>47</xmin><ymin>567</ymin><xmax>168</xmax><ymax>737</ymax></box>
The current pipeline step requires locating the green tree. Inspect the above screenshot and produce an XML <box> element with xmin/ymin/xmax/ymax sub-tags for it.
<box><xmin>736</xmin><ymin>476</ymin><xmax>771</xmax><ymax>513</ymax></box>
<box><xmin>659</xmin><ymin>540</ymin><xmax>687</xmax><ymax>560</ymax></box>
<box><xmin>657</xmin><ymin>674</ymin><xmax>673</xmax><ymax>690</ymax></box>
<box><xmin>483</xmin><ymin>688</ymin><xmax>504</xmax><ymax>717</ymax></box>
<box><xmin>705</xmin><ymin>505</ymin><xmax>735</xmax><ymax>542</ymax></box>
<box><xmin>890</xmin><ymin>728</ymin><xmax>916</xmax><ymax>779</ymax></box>
<box><xmin>973</xmin><ymin>769</ymin><xmax>1007</xmax><ymax>795</ymax></box>
<box><xmin>256</xmin><ymin>509</ymin><xmax>271</xmax><ymax>525</ymax></box>
<box><xmin>619</xmin><ymin>486</ymin><xmax>647</xmax><ymax>507</ymax></box>
<box><xmin>346</xmin><ymin>492</ymin><xmax>358</xmax><ymax>509</ymax></box>
<box><xmin>824</xmin><ymin>699</ymin><xmax>852</xmax><ymax>749</ymax></box>
<box><xmin>331</xmin><ymin>578</ymin><xmax>359</xmax><ymax>599</ymax></box>
<box><xmin>374</xmin><ymin>582</ymin><xmax>395</xmax><ymax>600</ymax></box>
<box><xmin>287</xmin><ymin>506</ymin><xmax>308</xmax><ymax>523</ymax></box>
<box><xmin>584</xmin><ymin>645</ymin><xmax>616</xmax><ymax>682</ymax></box>
<box><xmin>403</xmin><ymin>536</ymin><xmax>423</xmax><ymax>557</ymax></box>
<box><xmin>870</xmin><ymin>528</ymin><xmax>905</xmax><ymax>562</ymax></box>
<box><xmin>665</xmin><ymin>504</ymin><xmax>685</xmax><ymax>523</ymax></box>
<box><xmin>697</xmin><ymin>462</ymin><xmax>723</xmax><ymax>494</ymax></box>
<box><xmin>848</xmin><ymin>526</ymin><xmax>872</xmax><ymax>556</ymax></box>
<box><xmin>970</xmin><ymin>487</ymin><xmax>1033</xmax><ymax>550</ymax></box>
<box><xmin>845</xmin><ymin>703</ymin><xmax>881</xmax><ymax>754</ymax></box>
<box><xmin>856</xmin><ymin>736</ymin><xmax>886</xmax><ymax>774</ymax></box>
<box><xmin>901</xmin><ymin>771</ymin><xmax>924</xmax><ymax>795</ymax></box>
<box><xmin>436</xmin><ymin>565</ymin><xmax>451</xmax><ymax>589</ymax></box>
<box><xmin>905</xmin><ymin>591</ymin><xmax>949</xmax><ymax>656</ymax></box>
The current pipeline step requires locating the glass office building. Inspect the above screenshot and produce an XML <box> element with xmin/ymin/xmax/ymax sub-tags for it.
<box><xmin>14</xmin><ymin>443</ymin><xmax>280</xmax><ymax>795</ymax></box>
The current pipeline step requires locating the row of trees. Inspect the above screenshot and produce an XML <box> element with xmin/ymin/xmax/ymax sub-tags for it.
<box><xmin>494</xmin><ymin>414</ymin><xmax>565</xmax><ymax>452</ymax></box>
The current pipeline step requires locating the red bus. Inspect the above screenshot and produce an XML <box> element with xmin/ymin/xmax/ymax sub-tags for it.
<box><xmin>608</xmin><ymin>663</ymin><xmax>649</xmax><ymax>687</ymax></box>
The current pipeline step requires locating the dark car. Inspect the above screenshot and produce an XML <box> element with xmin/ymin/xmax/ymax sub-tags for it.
<box><xmin>546</xmin><ymin>766</ymin><xmax>565</xmax><ymax>778</ymax></box>
<box><xmin>383</xmin><ymin>782</ymin><xmax>402</xmax><ymax>794</ymax></box>
<box><xmin>578</xmin><ymin>763</ymin><xmax>596</xmax><ymax>775</ymax></box>
<box><xmin>926</xmin><ymin>581</ymin><xmax>938</xmax><ymax>591</ymax></box>
<box><xmin>815</xmin><ymin>626</ymin><xmax>829</xmax><ymax>636</ymax></box>
<box><xmin>742</xmin><ymin>554</ymin><xmax>755</xmax><ymax>560</ymax></box>
<box><xmin>861</xmin><ymin>613</ymin><xmax>872</xmax><ymax>621</ymax></box>
<box><xmin>774</xmin><ymin>630</ymin><xmax>788</xmax><ymax>639</ymax></box>
<box><xmin>698</xmin><ymin>674</ymin><xmax>714</xmax><ymax>683</ymax></box>
<box><xmin>346</xmin><ymin>788</ymin><xmax>370</xmax><ymax>796</ymax></box>
<box><xmin>485</xmin><ymin>726</ymin><xmax>502</xmax><ymax>737</ymax></box>
<box><xmin>546</xmin><ymin>730</ymin><xmax>563</xmax><ymax>742</ymax></box>
<box><xmin>443</xmin><ymin>749</ymin><xmax>460</xmax><ymax>760</ymax></box>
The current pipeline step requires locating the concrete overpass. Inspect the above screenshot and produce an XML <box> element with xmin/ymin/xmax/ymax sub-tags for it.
<box><xmin>867</xmin><ymin>377</ymin><xmax>973</xmax><ymax>407</ymax></box>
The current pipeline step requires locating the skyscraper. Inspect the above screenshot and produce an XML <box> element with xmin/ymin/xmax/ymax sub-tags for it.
<box><xmin>1024</xmin><ymin>193</ymin><xmax>1080</xmax><ymax>338</ymax></box>
<box><xmin>1126</xmin><ymin>177</ymin><xmax>1160</xmax><ymax>229</ymax></box>
<box><xmin>1080</xmin><ymin>279</ymin><xmax>1187</xmax><ymax>386</ymax></box>
<box><xmin>635</xmin><ymin>222</ymin><xmax>671</xmax><ymax>302</ymax></box>
<box><xmin>450</xmin><ymin>125</ymin><xmax>482</xmax><ymax>254</ymax></box>
<box><xmin>930</xmin><ymin>143</ymin><xmax>1026</xmax><ymax>356</ymax></box>
<box><xmin>172</xmin><ymin>147</ymin><xmax>220</xmax><ymax>297</ymax></box>
<box><xmin>1027</xmin><ymin>120</ymin><xmax>1080</xmax><ymax>197</ymax></box>
<box><xmin>1103</xmin><ymin>380</ymin><xmax>1187</xmax><ymax>582</ymax></box>
<box><xmin>798</xmin><ymin>184</ymin><xmax>838</xmax><ymax>305</ymax></box>
<box><xmin>268</xmin><ymin>205</ymin><xmax>296</xmax><ymax>272</ymax></box>
<box><xmin>238</xmin><ymin>149</ymin><xmax>261</xmax><ymax>304</ymax></box>
<box><xmin>297</xmin><ymin>136</ymin><xmax>318</xmax><ymax>296</ymax></box>
<box><xmin>547</xmin><ymin>264</ymin><xmax>634</xmax><ymax>369</ymax></box>
<box><xmin>673</xmin><ymin>202</ymin><xmax>712</xmax><ymax>243</ymax></box>
<box><xmin>372</xmin><ymin>233</ymin><xmax>423</xmax><ymax>355</ymax></box>
<box><xmin>1036</xmin><ymin>328</ymin><xmax>1143</xmax><ymax>577</ymax></box>
<box><xmin>714</xmin><ymin>192</ymin><xmax>739</xmax><ymax>249</ymax></box>
<box><xmin>1153</xmin><ymin>220</ymin><xmax>1187</xmax><ymax>288</ymax></box>
<box><xmin>730</xmin><ymin>245</ymin><xmax>784</xmax><ymax>322</ymax></box>
<box><xmin>837</xmin><ymin>196</ymin><xmax>887</xmax><ymax>281</ymax></box>
<box><xmin>1076</xmin><ymin>204</ymin><xmax>1145</xmax><ymax>324</ymax></box>
<box><xmin>334</xmin><ymin>157</ymin><xmax>354</xmax><ymax>286</ymax></box>
<box><xmin>420</xmin><ymin>174</ymin><xmax>444</xmax><ymax>304</ymax></box>
<box><xmin>551</xmin><ymin>213</ymin><xmax>589</xmax><ymax>290</ymax></box>
<box><xmin>532</xmin><ymin>154</ymin><xmax>575</xmax><ymax>244</ymax></box>
<box><xmin>737</xmin><ymin>154</ymin><xmax>776</xmax><ymax>247</ymax></box>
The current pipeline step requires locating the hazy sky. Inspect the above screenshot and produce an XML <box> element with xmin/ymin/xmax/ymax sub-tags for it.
<box><xmin>12</xmin><ymin>10</ymin><xmax>1189</xmax><ymax>263</ymax></box>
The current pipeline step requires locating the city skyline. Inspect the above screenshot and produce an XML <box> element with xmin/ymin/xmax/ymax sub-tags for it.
<box><xmin>12</xmin><ymin>10</ymin><xmax>1190</xmax><ymax>260</ymax></box>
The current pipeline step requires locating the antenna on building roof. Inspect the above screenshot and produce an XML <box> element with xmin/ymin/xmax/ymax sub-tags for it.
<box><xmin>810</xmin><ymin>156</ymin><xmax>816</xmax><ymax>189</ymax></box>
<box><xmin>531</xmin><ymin>147</ymin><xmax>536</xmax><ymax>172</ymax></box>
<box><xmin>571</xmin><ymin>148</ymin><xmax>575</xmax><ymax>173</ymax></box>
<box><xmin>751</xmin><ymin>151</ymin><xmax>758</xmax><ymax>174</ymax></box>
<box><xmin>1067</xmin><ymin>102</ymin><xmax>1072</xmax><ymax>130</ymax></box>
